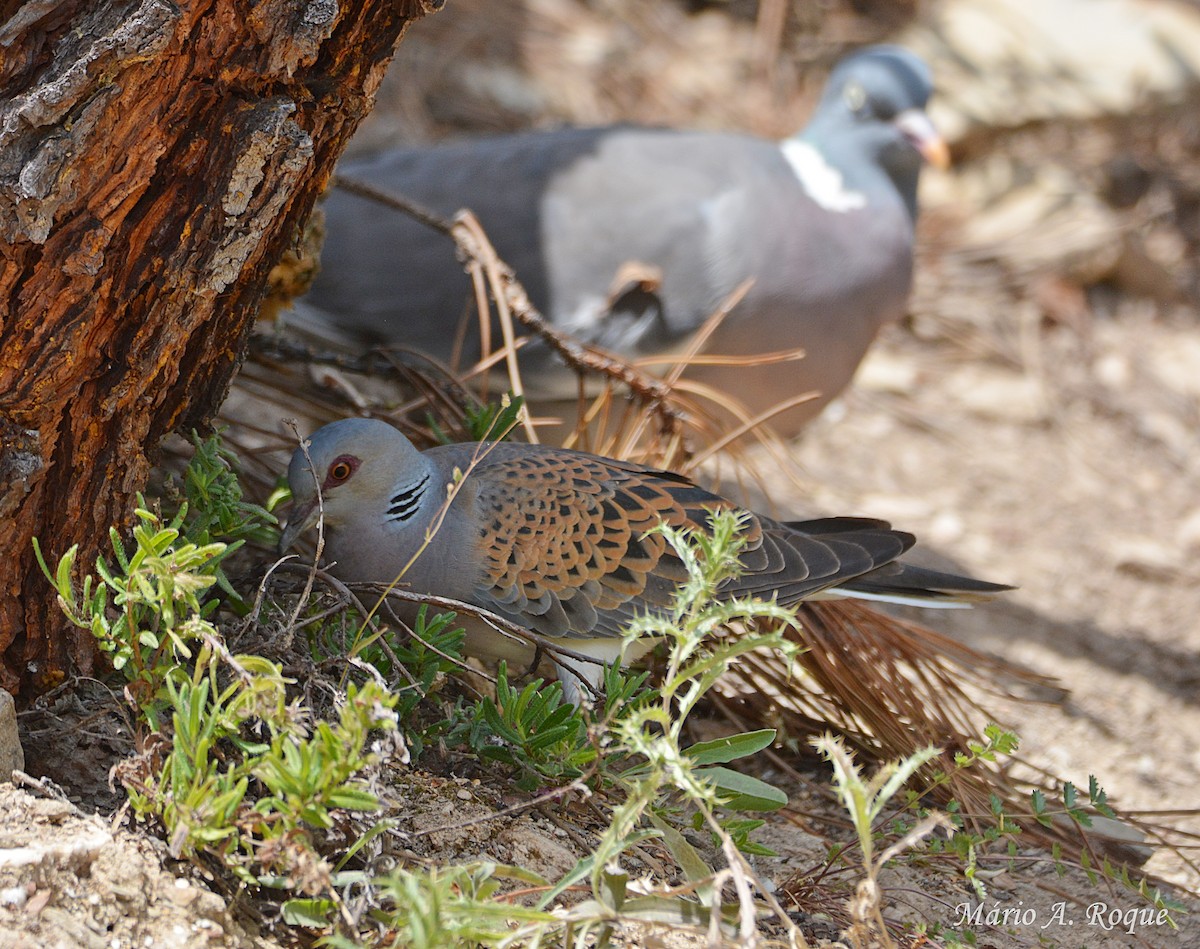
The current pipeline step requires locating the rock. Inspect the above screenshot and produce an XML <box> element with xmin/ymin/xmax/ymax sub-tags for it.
<box><xmin>948</xmin><ymin>366</ymin><xmax>1047</xmax><ymax>423</ymax></box>
<box><xmin>1113</xmin><ymin>234</ymin><xmax>1186</xmax><ymax>302</ymax></box>
<box><xmin>1093</xmin><ymin>352</ymin><xmax>1132</xmax><ymax>391</ymax></box>
<box><xmin>1177</xmin><ymin>508</ymin><xmax>1200</xmax><ymax>551</ymax></box>
<box><xmin>496</xmin><ymin>825</ymin><xmax>579</xmax><ymax>879</ymax></box>
<box><xmin>904</xmin><ymin>0</ymin><xmax>1200</xmax><ymax>143</ymax></box>
<box><xmin>958</xmin><ymin>169</ymin><xmax>1123</xmax><ymax>283</ymax></box>
<box><xmin>1112</xmin><ymin>538</ymin><xmax>1182</xmax><ymax>582</ymax></box>
<box><xmin>0</xmin><ymin>690</ymin><xmax>23</xmax><ymax>778</ymax></box>
<box><xmin>903</xmin><ymin>0</ymin><xmax>1200</xmax><ymax>299</ymax></box>
<box><xmin>1145</xmin><ymin>335</ymin><xmax>1200</xmax><ymax>398</ymax></box>
<box><xmin>1136</xmin><ymin>410</ymin><xmax>1195</xmax><ymax>459</ymax></box>
<box><xmin>856</xmin><ymin>494</ymin><xmax>935</xmax><ymax>522</ymax></box>
<box><xmin>853</xmin><ymin>349</ymin><xmax>920</xmax><ymax>395</ymax></box>
<box><xmin>928</xmin><ymin>510</ymin><xmax>967</xmax><ymax>546</ymax></box>
<box><xmin>0</xmin><ymin>785</ymin><xmax>266</xmax><ymax>947</ymax></box>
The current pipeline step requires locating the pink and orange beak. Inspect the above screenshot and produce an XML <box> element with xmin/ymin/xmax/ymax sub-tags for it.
<box><xmin>894</xmin><ymin>109</ymin><xmax>951</xmax><ymax>170</ymax></box>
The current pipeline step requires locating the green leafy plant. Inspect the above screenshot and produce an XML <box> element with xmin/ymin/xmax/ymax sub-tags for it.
<box><xmin>891</xmin><ymin>724</ymin><xmax>1025</xmax><ymax>900</ymax></box>
<box><xmin>444</xmin><ymin>661</ymin><xmax>655</xmax><ymax>794</ymax></box>
<box><xmin>170</xmin><ymin>430</ymin><xmax>278</xmax><ymax>588</ymax></box>
<box><xmin>521</xmin><ymin>512</ymin><xmax>804</xmax><ymax>945</ymax></box>
<box><xmin>684</xmin><ymin>728</ymin><xmax>783</xmax><ymax>856</ymax></box>
<box><xmin>428</xmin><ymin>392</ymin><xmax>526</xmax><ymax>445</ymax></box>
<box><xmin>139</xmin><ymin>658</ymin><xmax>397</xmax><ymax>883</ymax></box>
<box><xmin>35</xmin><ymin>438</ymin><xmax>399</xmax><ymax>892</ymax></box>
<box><xmin>288</xmin><ymin>861</ymin><xmax>558</xmax><ymax>949</ymax></box>
<box><xmin>463</xmin><ymin>392</ymin><xmax>527</xmax><ymax>442</ymax></box>
<box><xmin>34</xmin><ymin>504</ymin><xmax>228</xmax><ymax>723</ymax></box>
<box><xmin>813</xmin><ymin>734</ymin><xmax>951</xmax><ymax>949</ymax></box>
<box><xmin>459</xmin><ymin>665</ymin><xmax>597</xmax><ymax>792</ymax></box>
<box><xmin>305</xmin><ymin>600</ymin><xmax>467</xmax><ymax>757</ymax></box>
<box><xmin>273</xmin><ymin>510</ymin><xmax>809</xmax><ymax>945</ymax></box>
<box><xmin>33</xmin><ymin>430</ymin><xmax>275</xmax><ymax>712</ymax></box>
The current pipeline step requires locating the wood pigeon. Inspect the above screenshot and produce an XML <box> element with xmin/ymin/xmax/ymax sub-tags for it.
<box><xmin>299</xmin><ymin>45</ymin><xmax>947</xmax><ymax>433</ymax></box>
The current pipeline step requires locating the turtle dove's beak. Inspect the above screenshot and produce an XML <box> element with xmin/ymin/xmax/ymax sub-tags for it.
<box><xmin>278</xmin><ymin>498</ymin><xmax>319</xmax><ymax>555</ymax></box>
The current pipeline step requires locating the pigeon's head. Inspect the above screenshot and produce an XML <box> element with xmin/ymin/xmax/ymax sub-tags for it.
<box><xmin>279</xmin><ymin>418</ymin><xmax>427</xmax><ymax>553</ymax></box>
<box><xmin>808</xmin><ymin>45</ymin><xmax>948</xmax><ymax>204</ymax></box>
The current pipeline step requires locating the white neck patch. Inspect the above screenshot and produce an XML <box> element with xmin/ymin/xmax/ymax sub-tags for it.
<box><xmin>780</xmin><ymin>139</ymin><xmax>866</xmax><ymax>213</ymax></box>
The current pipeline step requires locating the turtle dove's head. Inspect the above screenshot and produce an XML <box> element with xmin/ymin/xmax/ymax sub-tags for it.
<box><xmin>278</xmin><ymin>418</ymin><xmax>425</xmax><ymax>553</ymax></box>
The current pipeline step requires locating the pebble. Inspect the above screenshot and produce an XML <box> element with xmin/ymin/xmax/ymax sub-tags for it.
<box><xmin>854</xmin><ymin>350</ymin><xmax>919</xmax><ymax>395</ymax></box>
<box><xmin>952</xmin><ymin>368</ymin><xmax>1046</xmax><ymax>424</ymax></box>
<box><xmin>0</xmin><ymin>691</ymin><xmax>24</xmax><ymax>778</ymax></box>
<box><xmin>1112</xmin><ymin>538</ymin><xmax>1179</xmax><ymax>582</ymax></box>
<box><xmin>1093</xmin><ymin>352</ymin><xmax>1131</xmax><ymax>390</ymax></box>
<box><xmin>928</xmin><ymin>510</ymin><xmax>966</xmax><ymax>545</ymax></box>
<box><xmin>1177</xmin><ymin>508</ymin><xmax>1200</xmax><ymax>551</ymax></box>
<box><xmin>1146</xmin><ymin>336</ymin><xmax>1200</xmax><ymax>398</ymax></box>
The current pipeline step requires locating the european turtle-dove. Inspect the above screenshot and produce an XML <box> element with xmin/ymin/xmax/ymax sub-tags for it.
<box><xmin>279</xmin><ymin>419</ymin><xmax>1008</xmax><ymax>703</ymax></box>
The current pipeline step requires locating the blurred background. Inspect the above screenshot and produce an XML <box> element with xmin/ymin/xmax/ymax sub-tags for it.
<box><xmin>291</xmin><ymin>0</ymin><xmax>1200</xmax><ymax>885</ymax></box>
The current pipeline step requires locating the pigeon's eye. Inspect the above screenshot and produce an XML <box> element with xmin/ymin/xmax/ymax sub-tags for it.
<box><xmin>327</xmin><ymin>457</ymin><xmax>356</xmax><ymax>484</ymax></box>
<box><xmin>843</xmin><ymin>81</ymin><xmax>867</xmax><ymax>114</ymax></box>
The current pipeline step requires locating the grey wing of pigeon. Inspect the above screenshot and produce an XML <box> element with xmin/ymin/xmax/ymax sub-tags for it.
<box><xmin>307</xmin><ymin>126</ymin><xmax>763</xmax><ymax>393</ymax></box>
<box><xmin>533</xmin><ymin>128</ymin><xmax>761</xmax><ymax>349</ymax></box>
<box><xmin>307</xmin><ymin>128</ymin><xmax>623</xmax><ymax>386</ymax></box>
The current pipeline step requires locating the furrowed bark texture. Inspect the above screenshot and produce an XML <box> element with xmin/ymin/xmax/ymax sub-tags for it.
<box><xmin>0</xmin><ymin>0</ymin><xmax>435</xmax><ymax>695</ymax></box>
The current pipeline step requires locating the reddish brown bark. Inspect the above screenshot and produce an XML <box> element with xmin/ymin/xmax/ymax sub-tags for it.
<box><xmin>0</xmin><ymin>0</ymin><xmax>437</xmax><ymax>695</ymax></box>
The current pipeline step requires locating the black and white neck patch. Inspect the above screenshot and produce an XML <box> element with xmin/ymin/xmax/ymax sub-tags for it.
<box><xmin>386</xmin><ymin>475</ymin><xmax>430</xmax><ymax>523</ymax></box>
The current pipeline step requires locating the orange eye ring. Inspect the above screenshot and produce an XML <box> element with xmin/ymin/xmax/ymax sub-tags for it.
<box><xmin>328</xmin><ymin>459</ymin><xmax>354</xmax><ymax>483</ymax></box>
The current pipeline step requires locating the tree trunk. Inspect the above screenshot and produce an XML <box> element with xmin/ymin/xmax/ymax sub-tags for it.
<box><xmin>0</xmin><ymin>0</ymin><xmax>436</xmax><ymax>696</ymax></box>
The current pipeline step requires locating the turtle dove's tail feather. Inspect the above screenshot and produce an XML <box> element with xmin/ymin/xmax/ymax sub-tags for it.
<box><xmin>821</xmin><ymin>561</ymin><xmax>1014</xmax><ymax>609</ymax></box>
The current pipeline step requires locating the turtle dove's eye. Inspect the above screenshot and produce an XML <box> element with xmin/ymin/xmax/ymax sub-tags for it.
<box><xmin>328</xmin><ymin>457</ymin><xmax>356</xmax><ymax>484</ymax></box>
<box><xmin>843</xmin><ymin>81</ymin><xmax>867</xmax><ymax>114</ymax></box>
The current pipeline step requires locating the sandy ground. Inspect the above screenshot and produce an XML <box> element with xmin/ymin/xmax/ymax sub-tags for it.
<box><xmin>787</xmin><ymin>289</ymin><xmax>1200</xmax><ymax>891</ymax></box>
